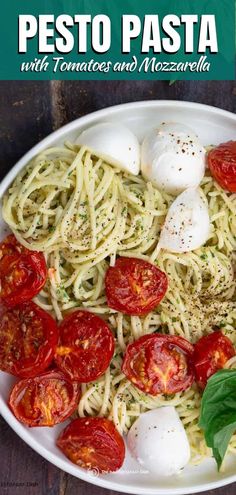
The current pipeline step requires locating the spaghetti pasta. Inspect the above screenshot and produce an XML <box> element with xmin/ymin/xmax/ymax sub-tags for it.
<box><xmin>2</xmin><ymin>142</ymin><xmax>236</xmax><ymax>464</ymax></box>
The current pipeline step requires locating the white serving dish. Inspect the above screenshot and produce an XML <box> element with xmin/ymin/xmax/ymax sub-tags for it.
<box><xmin>0</xmin><ymin>100</ymin><xmax>236</xmax><ymax>495</ymax></box>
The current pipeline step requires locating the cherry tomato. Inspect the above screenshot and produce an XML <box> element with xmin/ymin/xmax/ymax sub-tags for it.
<box><xmin>0</xmin><ymin>234</ymin><xmax>47</xmax><ymax>308</ymax></box>
<box><xmin>122</xmin><ymin>333</ymin><xmax>194</xmax><ymax>395</ymax></box>
<box><xmin>193</xmin><ymin>331</ymin><xmax>235</xmax><ymax>388</ymax></box>
<box><xmin>0</xmin><ymin>301</ymin><xmax>58</xmax><ymax>378</ymax></box>
<box><xmin>105</xmin><ymin>257</ymin><xmax>168</xmax><ymax>316</ymax></box>
<box><xmin>8</xmin><ymin>370</ymin><xmax>80</xmax><ymax>427</ymax></box>
<box><xmin>57</xmin><ymin>417</ymin><xmax>125</xmax><ymax>472</ymax></box>
<box><xmin>208</xmin><ymin>141</ymin><xmax>236</xmax><ymax>192</ymax></box>
<box><xmin>55</xmin><ymin>311</ymin><xmax>114</xmax><ymax>382</ymax></box>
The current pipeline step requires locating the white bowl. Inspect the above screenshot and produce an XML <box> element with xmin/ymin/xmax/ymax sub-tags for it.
<box><xmin>1</xmin><ymin>100</ymin><xmax>236</xmax><ymax>495</ymax></box>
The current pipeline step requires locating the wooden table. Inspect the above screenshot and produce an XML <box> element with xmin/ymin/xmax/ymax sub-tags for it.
<box><xmin>0</xmin><ymin>80</ymin><xmax>236</xmax><ymax>495</ymax></box>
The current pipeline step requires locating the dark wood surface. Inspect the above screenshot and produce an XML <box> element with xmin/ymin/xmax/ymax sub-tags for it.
<box><xmin>0</xmin><ymin>80</ymin><xmax>236</xmax><ymax>495</ymax></box>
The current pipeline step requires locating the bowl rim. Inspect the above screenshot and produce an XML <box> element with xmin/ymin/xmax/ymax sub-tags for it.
<box><xmin>1</xmin><ymin>99</ymin><xmax>236</xmax><ymax>495</ymax></box>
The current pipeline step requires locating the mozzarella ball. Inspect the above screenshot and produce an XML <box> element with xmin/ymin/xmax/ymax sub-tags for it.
<box><xmin>76</xmin><ymin>122</ymin><xmax>140</xmax><ymax>175</ymax></box>
<box><xmin>127</xmin><ymin>407</ymin><xmax>190</xmax><ymax>476</ymax></box>
<box><xmin>141</xmin><ymin>123</ymin><xmax>206</xmax><ymax>194</ymax></box>
<box><xmin>159</xmin><ymin>188</ymin><xmax>210</xmax><ymax>253</ymax></box>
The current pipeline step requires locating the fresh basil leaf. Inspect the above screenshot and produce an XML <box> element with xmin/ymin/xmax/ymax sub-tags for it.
<box><xmin>199</xmin><ymin>369</ymin><xmax>236</xmax><ymax>470</ymax></box>
<box><xmin>212</xmin><ymin>418</ymin><xmax>236</xmax><ymax>469</ymax></box>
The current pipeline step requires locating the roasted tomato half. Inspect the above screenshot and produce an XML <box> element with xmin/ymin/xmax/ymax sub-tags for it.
<box><xmin>0</xmin><ymin>234</ymin><xmax>47</xmax><ymax>308</ymax></box>
<box><xmin>9</xmin><ymin>370</ymin><xmax>81</xmax><ymax>427</ymax></box>
<box><xmin>193</xmin><ymin>331</ymin><xmax>235</xmax><ymax>388</ymax></box>
<box><xmin>122</xmin><ymin>333</ymin><xmax>194</xmax><ymax>395</ymax></box>
<box><xmin>208</xmin><ymin>141</ymin><xmax>236</xmax><ymax>192</ymax></box>
<box><xmin>55</xmin><ymin>310</ymin><xmax>114</xmax><ymax>382</ymax></box>
<box><xmin>105</xmin><ymin>257</ymin><xmax>168</xmax><ymax>316</ymax></box>
<box><xmin>0</xmin><ymin>301</ymin><xmax>58</xmax><ymax>378</ymax></box>
<box><xmin>57</xmin><ymin>417</ymin><xmax>125</xmax><ymax>472</ymax></box>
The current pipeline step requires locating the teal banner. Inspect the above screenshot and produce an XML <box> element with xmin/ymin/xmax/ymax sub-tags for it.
<box><xmin>0</xmin><ymin>0</ymin><xmax>235</xmax><ymax>80</ymax></box>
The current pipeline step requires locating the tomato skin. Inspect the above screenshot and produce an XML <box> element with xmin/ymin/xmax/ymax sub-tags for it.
<box><xmin>0</xmin><ymin>234</ymin><xmax>47</xmax><ymax>308</ymax></box>
<box><xmin>55</xmin><ymin>310</ymin><xmax>115</xmax><ymax>383</ymax></box>
<box><xmin>122</xmin><ymin>333</ymin><xmax>194</xmax><ymax>395</ymax></box>
<box><xmin>8</xmin><ymin>370</ymin><xmax>81</xmax><ymax>427</ymax></box>
<box><xmin>57</xmin><ymin>417</ymin><xmax>125</xmax><ymax>472</ymax></box>
<box><xmin>193</xmin><ymin>331</ymin><xmax>235</xmax><ymax>388</ymax></box>
<box><xmin>0</xmin><ymin>301</ymin><xmax>59</xmax><ymax>378</ymax></box>
<box><xmin>208</xmin><ymin>141</ymin><xmax>236</xmax><ymax>192</ymax></box>
<box><xmin>105</xmin><ymin>257</ymin><xmax>168</xmax><ymax>316</ymax></box>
